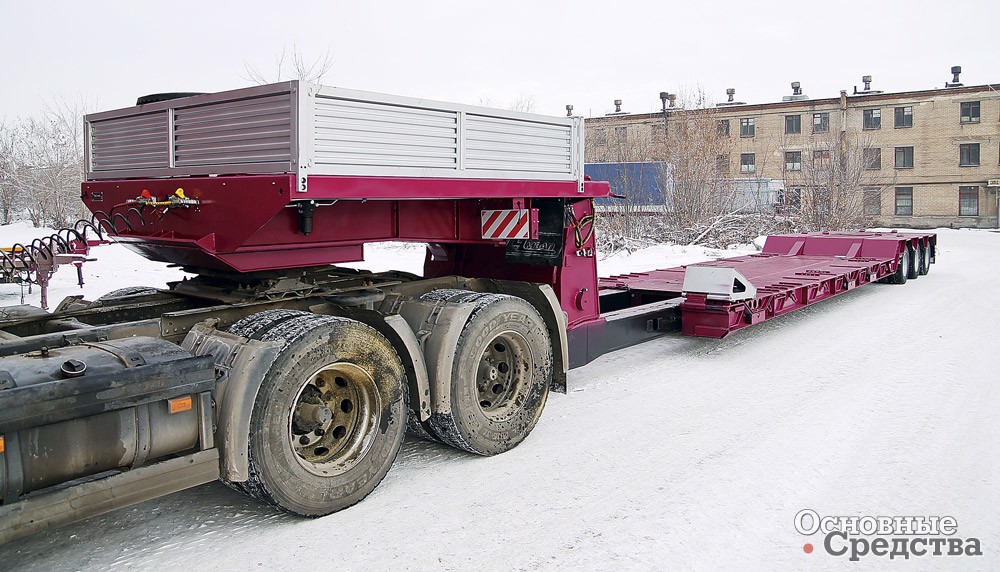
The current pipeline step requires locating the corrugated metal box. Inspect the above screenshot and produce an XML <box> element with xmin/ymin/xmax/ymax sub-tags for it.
<box><xmin>85</xmin><ymin>81</ymin><xmax>584</xmax><ymax>191</ymax></box>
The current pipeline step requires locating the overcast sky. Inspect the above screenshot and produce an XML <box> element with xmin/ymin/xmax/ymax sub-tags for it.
<box><xmin>1</xmin><ymin>0</ymin><xmax>997</xmax><ymax>119</ymax></box>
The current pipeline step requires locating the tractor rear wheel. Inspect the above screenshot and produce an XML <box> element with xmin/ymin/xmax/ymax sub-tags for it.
<box><xmin>95</xmin><ymin>286</ymin><xmax>159</xmax><ymax>302</ymax></box>
<box><xmin>237</xmin><ymin>313</ymin><xmax>407</xmax><ymax>516</ymax></box>
<box><xmin>420</xmin><ymin>291</ymin><xmax>553</xmax><ymax>456</ymax></box>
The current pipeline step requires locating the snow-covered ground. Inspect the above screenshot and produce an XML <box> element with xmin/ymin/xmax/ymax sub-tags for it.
<box><xmin>1</xmin><ymin>226</ymin><xmax>997</xmax><ymax>570</ymax></box>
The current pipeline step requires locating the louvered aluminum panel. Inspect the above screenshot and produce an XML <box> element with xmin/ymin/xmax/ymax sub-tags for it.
<box><xmin>84</xmin><ymin>81</ymin><xmax>583</xmax><ymax>183</ymax></box>
<box><xmin>89</xmin><ymin>112</ymin><xmax>169</xmax><ymax>171</ymax></box>
<box><xmin>464</xmin><ymin>114</ymin><xmax>573</xmax><ymax>173</ymax></box>
<box><xmin>313</xmin><ymin>97</ymin><xmax>458</xmax><ymax>169</ymax></box>
<box><xmin>173</xmin><ymin>93</ymin><xmax>293</xmax><ymax>167</ymax></box>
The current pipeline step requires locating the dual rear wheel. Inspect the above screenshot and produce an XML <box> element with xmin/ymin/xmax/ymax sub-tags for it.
<box><xmin>418</xmin><ymin>291</ymin><xmax>553</xmax><ymax>456</ymax></box>
<box><xmin>225</xmin><ymin>291</ymin><xmax>552</xmax><ymax>516</ymax></box>
<box><xmin>228</xmin><ymin>311</ymin><xmax>407</xmax><ymax>516</ymax></box>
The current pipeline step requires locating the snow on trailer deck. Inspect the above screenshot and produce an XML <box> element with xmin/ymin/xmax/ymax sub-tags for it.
<box><xmin>599</xmin><ymin>230</ymin><xmax>936</xmax><ymax>338</ymax></box>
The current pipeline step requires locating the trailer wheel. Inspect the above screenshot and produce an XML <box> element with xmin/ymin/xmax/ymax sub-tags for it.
<box><xmin>241</xmin><ymin>314</ymin><xmax>406</xmax><ymax>516</ymax></box>
<box><xmin>422</xmin><ymin>291</ymin><xmax>552</xmax><ymax>456</ymax></box>
<box><xmin>906</xmin><ymin>245</ymin><xmax>920</xmax><ymax>280</ymax></box>
<box><xmin>918</xmin><ymin>243</ymin><xmax>931</xmax><ymax>276</ymax></box>
<box><xmin>888</xmin><ymin>248</ymin><xmax>909</xmax><ymax>284</ymax></box>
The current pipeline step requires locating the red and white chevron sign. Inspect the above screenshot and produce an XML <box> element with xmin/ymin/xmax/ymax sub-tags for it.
<box><xmin>481</xmin><ymin>209</ymin><xmax>530</xmax><ymax>240</ymax></box>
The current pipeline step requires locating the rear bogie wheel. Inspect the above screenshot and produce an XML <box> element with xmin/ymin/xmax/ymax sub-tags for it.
<box><xmin>918</xmin><ymin>243</ymin><xmax>930</xmax><ymax>275</ymax></box>
<box><xmin>421</xmin><ymin>291</ymin><xmax>552</xmax><ymax>456</ymax></box>
<box><xmin>906</xmin><ymin>246</ymin><xmax>919</xmax><ymax>280</ymax></box>
<box><xmin>236</xmin><ymin>314</ymin><xmax>407</xmax><ymax>516</ymax></box>
<box><xmin>888</xmin><ymin>248</ymin><xmax>909</xmax><ymax>284</ymax></box>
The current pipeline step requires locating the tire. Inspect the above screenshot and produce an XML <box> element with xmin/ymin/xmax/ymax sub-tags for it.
<box><xmin>906</xmin><ymin>246</ymin><xmax>920</xmax><ymax>280</ymax></box>
<box><xmin>918</xmin><ymin>243</ymin><xmax>931</xmax><ymax>276</ymax></box>
<box><xmin>236</xmin><ymin>313</ymin><xmax>407</xmax><ymax>516</ymax></box>
<box><xmin>421</xmin><ymin>290</ymin><xmax>552</xmax><ymax>456</ymax></box>
<box><xmin>95</xmin><ymin>286</ymin><xmax>159</xmax><ymax>302</ymax></box>
<box><xmin>889</xmin><ymin>248</ymin><xmax>909</xmax><ymax>285</ymax></box>
<box><xmin>229</xmin><ymin>309</ymin><xmax>313</xmax><ymax>339</ymax></box>
<box><xmin>135</xmin><ymin>92</ymin><xmax>206</xmax><ymax>105</ymax></box>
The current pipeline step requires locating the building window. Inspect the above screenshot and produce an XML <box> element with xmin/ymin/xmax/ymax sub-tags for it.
<box><xmin>813</xmin><ymin>113</ymin><xmax>829</xmax><ymax>133</ymax></box>
<box><xmin>813</xmin><ymin>150</ymin><xmax>830</xmax><ymax>168</ymax></box>
<box><xmin>717</xmin><ymin>120</ymin><xmax>730</xmax><ymax>137</ymax></box>
<box><xmin>784</xmin><ymin>151</ymin><xmax>801</xmax><ymax>171</ymax></box>
<box><xmin>614</xmin><ymin>126</ymin><xmax>627</xmax><ymax>144</ymax></box>
<box><xmin>863</xmin><ymin>109</ymin><xmax>881</xmax><ymax>130</ymax></box>
<box><xmin>894</xmin><ymin>187</ymin><xmax>913</xmax><ymax>216</ymax></box>
<box><xmin>960</xmin><ymin>101</ymin><xmax>980</xmax><ymax>124</ymax></box>
<box><xmin>716</xmin><ymin>154</ymin><xmax>730</xmax><ymax>174</ymax></box>
<box><xmin>740</xmin><ymin>118</ymin><xmax>755</xmax><ymax>138</ymax></box>
<box><xmin>863</xmin><ymin>189</ymin><xmax>882</xmax><ymax>215</ymax></box>
<box><xmin>959</xmin><ymin>143</ymin><xmax>980</xmax><ymax>166</ymax></box>
<box><xmin>785</xmin><ymin>115</ymin><xmax>801</xmax><ymax>134</ymax></box>
<box><xmin>740</xmin><ymin>153</ymin><xmax>756</xmax><ymax>173</ymax></box>
<box><xmin>959</xmin><ymin>186</ymin><xmax>979</xmax><ymax>216</ymax></box>
<box><xmin>895</xmin><ymin>146</ymin><xmax>914</xmax><ymax>169</ymax></box>
<box><xmin>894</xmin><ymin>106</ymin><xmax>912</xmax><ymax>128</ymax></box>
<box><xmin>863</xmin><ymin>148</ymin><xmax>882</xmax><ymax>170</ymax></box>
<box><xmin>595</xmin><ymin>128</ymin><xmax>607</xmax><ymax>146</ymax></box>
<box><xmin>778</xmin><ymin>188</ymin><xmax>802</xmax><ymax>210</ymax></box>
<box><xmin>816</xmin><ymin>194</ymin><xmax>831</xmax><ymax>214</ymax></box>
<box><xmin>788</xmin><ymin>188</ymin><xmax>802</xmax><ymax>208</ymax></box>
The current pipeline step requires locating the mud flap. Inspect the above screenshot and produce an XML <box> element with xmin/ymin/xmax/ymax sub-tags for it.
<box><xmin>394</xmin><ymin>300</ymin><xmax>476</xmax><ymax>417</ymax></box>
<box><xmin>180</xmin><ymin>322</ymin><xmax>282</xmax><ymax>482</ymax></box>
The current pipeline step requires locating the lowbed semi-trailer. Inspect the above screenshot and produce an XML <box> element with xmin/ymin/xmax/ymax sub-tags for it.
<box><xmin>0</xmin><ymin>82</ymin><xmax>936</xmax><ymax>542</ymax></box>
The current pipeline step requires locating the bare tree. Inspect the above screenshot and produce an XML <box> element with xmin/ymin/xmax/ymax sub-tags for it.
<box><xmin>244</xmin><ymin>43</ymin><xmax>335</xmax><ymax>85</ymax></box>
<box><xmin>0</xmin><ymin>120</ymin><xmax>22</xmax><ymax>224</ymax></box>
<box><xmin>652</xmin><ymin>90</ymin><xmax>785</xmax><ymax>247</ymax></box>
<box><xmin>0</xmin><ymin>101</ymin><xmax>87</xmax><ymax>228</ymax></box>
<box><xmin>781</xmin><ymin>130</ymin><xmax>893</xmax><ymax>231</ymax></box>
<box><xmin>657</xmin><ymin>104</ymin><xmax>736</xmax><ymax>240</ymax></box>
<box><xmin>505</xmin><ymin>94</ymin><xmax>536</xmax><ymax>113</ymax></box>
<box><xmin>476</xmin><ymin>95</ymin><xmax>537</xmax><ymax>113</ymax></box>
<box><xmin>584</xmin><ymin>90</ymin><xmax>790</xmax><ymax>250</ymax></box>
<box><xmin>585</xmin><ymin>116</ymin><xmax>664</xmax><ymax>249</ymax></box>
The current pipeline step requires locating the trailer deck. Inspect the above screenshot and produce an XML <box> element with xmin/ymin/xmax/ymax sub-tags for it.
<box><xmin>597</xmin><ymin>231</ymin><xmax>936</xmax><ymax>339</ymax></box>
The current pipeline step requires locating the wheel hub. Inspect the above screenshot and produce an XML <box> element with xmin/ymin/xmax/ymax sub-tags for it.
<box><xmin>288</xmin><ymin>362</ymin><xmax>380</xmax><ymax>476</ymax></box>
<box><xmin>476</xmin><ymin>331</ymin><xmax>532</xmax><ymax>418</ymax></box>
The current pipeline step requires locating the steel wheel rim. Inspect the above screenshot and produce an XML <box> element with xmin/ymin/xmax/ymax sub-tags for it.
<box><xmin>476</xmin><ymin>330</ymin><xmax>533</xmax><ymax>421</ymax></box>
<box><xmin>288</xmin><ymin>362</ymin><xmax>380</xmax><ymax>476</ymax></box>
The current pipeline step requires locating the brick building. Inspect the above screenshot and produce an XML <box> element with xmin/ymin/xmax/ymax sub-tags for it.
<box><xmin>584</xmin><ymin>75</ymin><xmax>1000</xmax><ymax>229</ymax></box>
